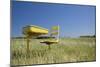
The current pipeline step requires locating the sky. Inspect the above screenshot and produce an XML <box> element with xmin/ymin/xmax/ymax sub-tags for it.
<box><xmin>11</xmin><ymin>1</ymin><xmax>96</xmax><ymax>37</ymax></box>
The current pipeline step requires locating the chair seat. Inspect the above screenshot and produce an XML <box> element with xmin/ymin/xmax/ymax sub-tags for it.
<box><xmin>40</xmin><ymin>40</ymin><xmax>59</xmax><ymax>45</ymax></box>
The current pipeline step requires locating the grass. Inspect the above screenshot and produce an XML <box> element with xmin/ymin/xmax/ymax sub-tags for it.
<box><xmin>11</xmin><ymin>38</ymin><xmax>96</xmax><ymax>65</ymax></box>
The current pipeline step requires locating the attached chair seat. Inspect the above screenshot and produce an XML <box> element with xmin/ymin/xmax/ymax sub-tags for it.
<box><xmin>40</xmin><ymin>40</ymin><xmax>59</xmax><ymax>45</ymax></box>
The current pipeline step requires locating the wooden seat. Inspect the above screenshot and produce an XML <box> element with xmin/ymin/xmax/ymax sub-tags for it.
<box><xmin>40</xmin><ymin>40</ymin><xmax>59</xmax><ymax>45</ymax></box>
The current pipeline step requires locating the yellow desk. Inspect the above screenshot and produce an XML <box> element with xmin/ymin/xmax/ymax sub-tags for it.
<box><xmin>23</xmin><ymin>25</ymin><xmax>48</xmax><ymax>36</ymax></box>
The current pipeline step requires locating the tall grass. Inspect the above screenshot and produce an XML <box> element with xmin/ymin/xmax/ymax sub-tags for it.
<box><xmin>11</xmin><ymin>38</ymin><xmax>96</xmax><ymax>65</ymax></box>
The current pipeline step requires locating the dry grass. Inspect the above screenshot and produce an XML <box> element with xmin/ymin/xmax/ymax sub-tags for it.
<box><xmin>11</xmin><ymin>38</ymin><xmax>96</xmax><ymax>65</ymax></box>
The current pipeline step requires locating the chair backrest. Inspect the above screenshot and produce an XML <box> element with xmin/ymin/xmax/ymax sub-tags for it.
<box><xmin>50</xmin><ymin>25</ymin><xmax>60</xmax><ymax>41</ymax></box>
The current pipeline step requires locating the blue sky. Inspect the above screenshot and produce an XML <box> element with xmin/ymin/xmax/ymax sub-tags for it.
<box><xmin>11</xmin><ymin>1</ymin><xmax>96</xmax><ymax>37</ymax></box>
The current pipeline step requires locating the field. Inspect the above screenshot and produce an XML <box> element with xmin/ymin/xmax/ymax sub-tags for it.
<box><xmin>11</xmin><ymin>38</ymin><xmax>96</xmax><ymax>65</ymax></box>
